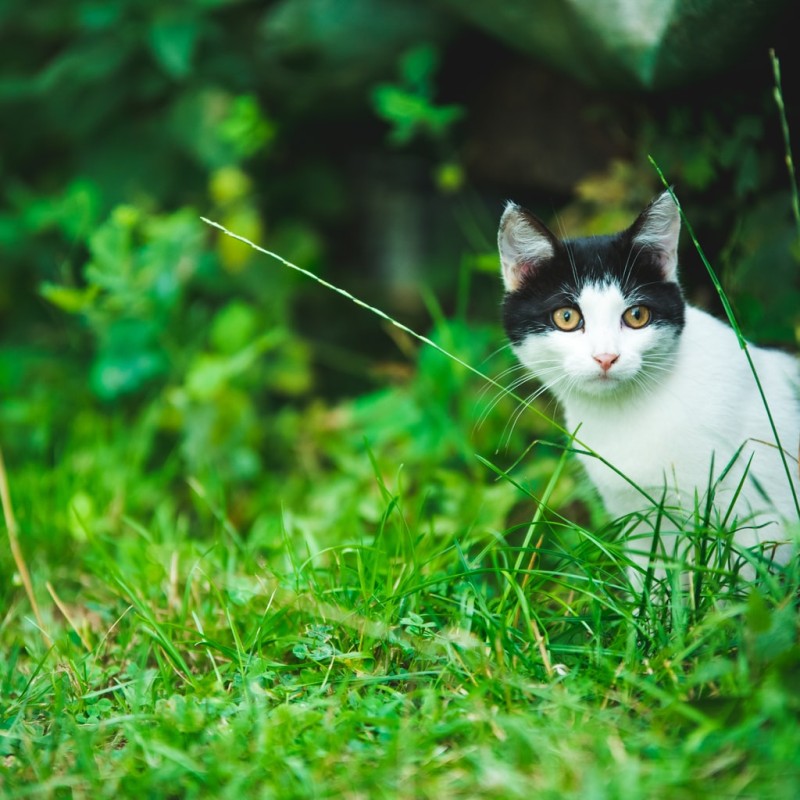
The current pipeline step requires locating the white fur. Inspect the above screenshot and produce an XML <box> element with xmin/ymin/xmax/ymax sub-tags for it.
<box><xmin>512</xmin><ymin>288</ymin><xmax>800</xmax><ymax>576</ymax></box>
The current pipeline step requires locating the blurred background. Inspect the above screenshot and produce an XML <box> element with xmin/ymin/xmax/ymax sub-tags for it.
<box><xmin>1</xmin><ymin>0</ymin><xmax>799</xmax><ymax>547</ymax></box>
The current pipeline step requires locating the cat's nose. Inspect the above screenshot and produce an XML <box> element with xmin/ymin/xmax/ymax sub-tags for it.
<box><xmin>593</xmin><ymin>353</ymin><xmax>619</xmax><ymax>372</ymax></box>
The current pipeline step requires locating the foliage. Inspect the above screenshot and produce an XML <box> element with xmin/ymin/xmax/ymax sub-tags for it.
<box><xmin>372</xmin><ymin>43</ymin><xmax>464</xmax><ymax>148</ymax></box>
<box><xmin>2</xmin><ymin>3</ymin><xmax>800</xmax><ymax>798</ymax></box>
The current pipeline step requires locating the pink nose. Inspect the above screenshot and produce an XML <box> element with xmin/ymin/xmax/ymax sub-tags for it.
<box><xmin>593</xmin><ymin>353</ymin><xmax>619</xmax><ymax>372</ymax></box>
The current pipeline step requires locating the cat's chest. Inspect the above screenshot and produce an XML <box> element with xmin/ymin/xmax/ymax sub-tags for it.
<box><xmin>567</xmin><ymin>399</ymin><xmax>690</xmax><ymax>466</ymax></box>
<box><xmin>562</xmin><ymin>389</ymin><xmax>721</xmax><ymax>507</ymax></box>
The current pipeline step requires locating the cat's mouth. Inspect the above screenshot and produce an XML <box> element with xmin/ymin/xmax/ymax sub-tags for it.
<box><xmin>583</xmin><ymin>369</ymin><xmax>630</xmax><ymax>393</ymax></box>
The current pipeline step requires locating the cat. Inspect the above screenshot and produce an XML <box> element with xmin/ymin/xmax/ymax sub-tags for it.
<box><xmin>497</xmin><ymin>189</ymin><xmax>800</xmax><ymax>585</ymax></box>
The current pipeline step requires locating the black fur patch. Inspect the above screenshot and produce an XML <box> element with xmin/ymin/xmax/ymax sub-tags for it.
<box><xmin>502</xmin><ymin>226</ymin><xmax>686</xmax><ymax>346</ymax></box>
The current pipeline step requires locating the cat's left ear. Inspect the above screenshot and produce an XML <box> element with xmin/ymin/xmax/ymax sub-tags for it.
<box><xmin>630</xmin><ymin>189</ymin><xmax>681</xmax><ymax>282</ymax></box>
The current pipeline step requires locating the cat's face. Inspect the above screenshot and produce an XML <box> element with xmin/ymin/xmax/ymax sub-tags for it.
<box><xmin>499</xmin><ymin>191</ymin><xmax>686</xmax><ymax>401</ymax></box>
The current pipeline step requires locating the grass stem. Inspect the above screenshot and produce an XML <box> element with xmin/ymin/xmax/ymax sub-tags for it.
<box><xmin>0</xmin><ymin>445</ymin><xmax>51</xmax><ymax>648</ymax></box>
<box><xmin>770</xmin><ymin>49</ymin><xmax>800</xmax><ymax>245</ymax></box>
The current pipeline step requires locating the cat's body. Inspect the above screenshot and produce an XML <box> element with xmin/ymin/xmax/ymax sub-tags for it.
<box><xmin>498</xmin><ymin>191</ymin><xmax>799</xmax><ymax>578</ymax></box>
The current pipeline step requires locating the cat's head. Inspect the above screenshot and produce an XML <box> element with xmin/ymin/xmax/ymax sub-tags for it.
<box><xmin>498</xmin><ymin>190</ymin><xmax>686</xmax><ymax>401</ymax></box>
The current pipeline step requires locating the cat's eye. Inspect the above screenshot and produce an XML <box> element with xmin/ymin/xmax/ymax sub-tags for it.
<box><xmin>552</xmin><ymin>307</ymin><xmax>583</xmax><ymax>331</ymax></box>
<box><xmin>622</xmin><ymin>305</ymin><xmax>651</xmax><ymax>329</ymax></box>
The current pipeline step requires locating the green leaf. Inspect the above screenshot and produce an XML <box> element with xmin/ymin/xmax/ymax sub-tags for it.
<box><xmin>210</xmin><ymin>302</ymin><xmax>259</xmax><ymax>354</ymax></box>
<box><xmin>39</xmin><ymin>282</ymin><xmax>99</xmax><ymax>314</ymax></box>
<box><xmin>399</xmin><ymin>43</ymin><xmax>438</xmax><ymax>96</ymax></box>
<box><xmin>218</xmin><ymin>95</ymin><xmax>276</xmax><ymax>159</ymax></box>
<box><xmin>91</xmin><ymin>350</ymin><xmax>168</xmax><ymax>400</ymax></box>
<box><xmin>184</xmin><ymin>331</ymin><xmax>284</xmax><ymax>399</ymax></box>
<box><xmin>149</xmin><ymin>15</ymin><xmax>200</xmax><ymax>79</ymax></box>
<box><xmin>89</xmin><ymin>318</ymin><xmax>168</xmax><ymax>399</ymax></box>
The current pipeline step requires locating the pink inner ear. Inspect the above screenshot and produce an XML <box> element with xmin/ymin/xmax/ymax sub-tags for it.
<box><xmin>517</xmin><ymin>258</ymin><xmax>538</xmax><ymax>282</ymax></box>
<box><xmin>503</xmin><ymin>257</ymin><xmax>538</xmax><ymax>293</ymax></box>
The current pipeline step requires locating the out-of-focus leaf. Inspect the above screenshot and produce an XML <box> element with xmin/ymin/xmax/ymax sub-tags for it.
<box><xmin>170</xmin><ymin>91</ymin><xmax>274</xmax><ymax>168</ymax></box>
<box><xmin>15</xmin><ymin>180</ymin><xmax>103</xmax><ymax>240</ymax></box>
<box><xmin>36</xmin><ymin>38</ymin><xmax>131</xmax><ymax>93</ymax></box>
<box><xmin>217</xmin><ymin>95</ymin><xmax>276</xmax><ymax>159</ymax></box>
<box><xmin>372</xmin><ymin>43</ymin><xmax>463</xmax><ymax>146</ymax></box>
<box><xmin>86</xmin><ymin>208</ymin><xmax>137</xmax><ymax>281</ymax></box>
<box><xmin>372</xmin><ymin>85</ymin><xmax>463</xmax><ymax>146</ymax></box>
<box><xmin>398</xmin><ymin>43</ymin><xmax>438</xmax><ymax>96</ymax></box>
<box><xmin>149</xmin><ymin>14</ymin><xmax>200</xmax><ymax>79</ymax></box>
<box><xmin>210</xmin><ymin>302</ymin><xmax>260</xmax><ymax>354</ymax></box>
<box><xmin>265</xmin><ymin>338</ymin><xmax>313</xmax><ymax>396</ymax></box>
<box><xmin>89</xmin><ymin>317</ymin><xmax>168</xmax><ymax>400</ymax></box>
<box><xmin>40</xmin><ymin>282</ymin><xmax>99</xmax><ymax>314</ymax></box>
<box><xmin>91</xmin><ymin>349</ymin><xmax>168</xmax><ymax>400</ymax></box>
<box><xmin>184</xmin><ymin>331</ymin><xmax>283</xmax><ymax>400</ymax></box>
<box><xmin>68</xmin><ymin>491</ymin><xmax>95</xmax><ymax>541</ymax></box>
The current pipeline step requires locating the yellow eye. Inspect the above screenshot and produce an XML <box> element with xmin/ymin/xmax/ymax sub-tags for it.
<box><xmin>552</xmin><ymin>307</ymin><xmax>583</xmax><ymax>331</ymax></box>
<box><xmin>622</xmin><ymin>305</ymin><xmax>651</xmax><ymax>329</ymax></box>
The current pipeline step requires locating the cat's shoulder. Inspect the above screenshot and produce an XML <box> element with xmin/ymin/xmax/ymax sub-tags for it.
<box><xmin>683</xmin><ymin>305</ymin><xmax>742</xmax><ymax>354</ymax></box>
<box><xmin>684</xmin><ymin>303</ymin><xmax>799</xmax><ymax>383</ymax></box>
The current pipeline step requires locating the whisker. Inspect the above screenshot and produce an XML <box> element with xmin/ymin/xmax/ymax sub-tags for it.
<box><xmin>475</xmin><ymin>362</ymin><xmax>569</xmax><ymax>429</ymax></box>
<box><xmin>502</xmin><ymin>386</ymin><xmax>550</xmax><ymax>447</ymax></box>
<box><xmin>479</xmin><ymin>342</ymin><xmax>515</xmax><ymax>368</ymax></box>
<box><xmin>475</xmin><ymin>373</ymin><xmax>537</xmax><ymax>429</ymax></box>
<box><xmin>500</xmin><ymin>373</ymin><xmax>573</xmax><ymax>448</ymax></box>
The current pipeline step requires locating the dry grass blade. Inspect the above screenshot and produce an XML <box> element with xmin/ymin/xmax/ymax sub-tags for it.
<box><xmin>0</xmin><ymin>445</ymin><xmax>51</xmax><ymax>647</ymax></box>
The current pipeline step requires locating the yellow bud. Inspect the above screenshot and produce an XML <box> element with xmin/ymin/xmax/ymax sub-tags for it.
<box><xmin>210</xmin><ymin>166</ymin><xmax>252</xmax><ymax>205</ymax></box>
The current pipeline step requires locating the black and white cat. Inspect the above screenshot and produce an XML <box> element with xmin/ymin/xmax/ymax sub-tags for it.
<box><xmin>498</xmin><ymin>190</ymin><xmax>799</xmax><ymax>579</ymax></box>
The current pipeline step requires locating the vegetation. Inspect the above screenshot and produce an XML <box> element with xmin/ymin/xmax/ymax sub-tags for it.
<box><xmin>2</xmin><ymin>4</ymin><xmax>799</xmax><ymax>798</ymax></box>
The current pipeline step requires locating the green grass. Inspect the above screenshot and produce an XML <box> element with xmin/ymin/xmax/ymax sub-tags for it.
<box><xmin>2</xmin><ymin>276</ymin><xmax>799</xmax><ymax>799</ymax></box>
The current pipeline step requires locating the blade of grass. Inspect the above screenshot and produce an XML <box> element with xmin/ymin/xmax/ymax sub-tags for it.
<box><xmin>770</xmin><ymin>50</ymin><xmax>800</xmax><ymax>244</ymax></box>
<box><xmin>489</xmin><ymin>441</ymin><xmax>571</xmax><ymax>614</ymax></box>
<box><xmin>110</xmin><ymin>572</ymin><xmax>197</xmax><ymax>688</ymax></box>
<box><xmin>650</xmin><ymin>160</ymin><xmax>800</xmax><ymax>519</ymax></box>
<box><xmin>0</xmin><ymin>446</ymin><xmax>51</xmax><ymax>648</ymax></box>
<box><xmin>45</xmin><ymin>581</ymin><xmax>91</xmax><ymax>652</ymax></box>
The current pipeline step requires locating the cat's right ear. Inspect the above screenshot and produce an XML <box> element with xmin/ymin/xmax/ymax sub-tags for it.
<box><xmin>630</xmin><ymin>189</ymin><xmax>681</xmax><ymax>282</ymax></box>
<box><xmin>498</xmin><ymin>202</ymin><xmax>558</xmax><ymax>293</ymax></box>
